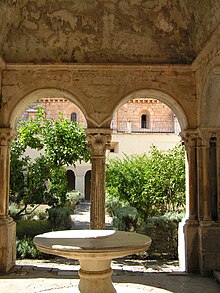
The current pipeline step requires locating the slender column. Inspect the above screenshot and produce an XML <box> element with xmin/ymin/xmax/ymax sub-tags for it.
<box><xmin>0</xmin><ymin>128</ymin><xmax>16</xmax><ymax>217</ymax></box>
<box><xmin>86</xmin><ymin>129</ymin><xmax>112</xmax><ymax>229</ymax></box>
<box><xmin>0</xmin><ymin>127</ymin><xmax>17</xmax><ymax>273</ymax></box>
<box><xmin>215</xmin><ymin>134</ymin><xmax>220</xmax><ymax>222</ymax></box>
<box><xmin>198</xmin><ymin>131</ymin><xmax>212</xmax><ymax>222</ymax></box>
<box><xmin>180</xmin><ymin>130</ymin><xmax>198</xmax><ymax>221</ymax></box>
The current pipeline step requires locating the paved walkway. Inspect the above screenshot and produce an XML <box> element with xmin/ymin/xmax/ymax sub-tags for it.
<box><xmin>0</xmin><ymin>202</ymin><xmax>220</xmax><ymax>292</ymax></box>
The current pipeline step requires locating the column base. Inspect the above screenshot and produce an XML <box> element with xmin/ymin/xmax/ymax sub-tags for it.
<box><xmin>183</xmin><ymin>219</ymin><xmax>200</xmax><ymax>273</ymax></box>
<box><xmin>78</xmin><ymin>259</ymin><xmax>116</xmax><ymax>293</ymax></box>
<box><xmin>199</xmin><ymin>224</ymin><xmax>220</xmax><ymax>276</ymax></box>
<box><xmin>0</xmin><ymin>216</ymin><xmax>16</xmax><ymax>273</ymax></box>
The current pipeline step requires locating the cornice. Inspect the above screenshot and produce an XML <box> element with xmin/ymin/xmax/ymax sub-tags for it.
<box><xmin>4</xmin><ymin>62</ymin><xmax>193</xmax><ymax>73</ymax></box>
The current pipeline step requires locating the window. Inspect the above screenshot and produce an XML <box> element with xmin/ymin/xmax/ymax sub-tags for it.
<box><xmin>141</xmin><ymin>114</ymin><xmax>147</xmax><ymax>128</ymax></box>
<box><xmin>71</xmin><ymin>112</ymin><xmax>77</xmax><ymax>122</ymax></box>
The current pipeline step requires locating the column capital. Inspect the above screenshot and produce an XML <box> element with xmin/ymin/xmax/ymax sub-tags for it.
<box><xmin>180</xmin><ymin>129</ymin><xmax>198</xmax><ymax>148</ymax></box>
<box><xmin>0</xmin><ymin>128</ymin><xmax>16</xmax><ymax>146</ymax></box>
<box><xmin>86</xmin><ymin>128</ymin><xmax>112</xmax><ymax>157</ymax></box>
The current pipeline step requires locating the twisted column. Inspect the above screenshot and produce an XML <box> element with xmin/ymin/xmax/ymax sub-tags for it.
<box><xmin>86</xmin><ymin>129</ymin><xmax>112</xmax><ymax>229</ymax></box>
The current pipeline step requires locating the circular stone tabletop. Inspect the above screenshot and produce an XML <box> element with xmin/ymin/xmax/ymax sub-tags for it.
<box><xmin>34</xmin><ymin>230</ymin><xmax>152</xmax><ymax>259</ymax></box>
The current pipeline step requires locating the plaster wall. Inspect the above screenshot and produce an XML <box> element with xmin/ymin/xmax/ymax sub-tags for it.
<box><xmin>108</xmin><ymin>133</ymin><xmax>180</xmax><ymax>159</ymax></box>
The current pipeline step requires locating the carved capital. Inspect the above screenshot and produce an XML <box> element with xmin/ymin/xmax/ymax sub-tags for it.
<box><xmin>198</xmin><ymin>128</ymin><xmax>218</xmax><ymax>148</ymax></box>
<box><xmin>86</xmin><ymin>128</ymin><xmax>112</xmax><ymax>157</ymax></box>
<box><xmin>180</xmin><ymin>129</ymin><xmax>198</xmax><ymax>149</ymax></box>
<box><xmin>0</xmin><ymin>128</ymin><xmax>16</xmax><ymax>146</ymax></box>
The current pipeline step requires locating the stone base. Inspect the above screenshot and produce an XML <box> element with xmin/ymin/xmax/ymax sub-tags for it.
<box><xmin>183</xmin><ymin>219</ymin><xmax>199</xmax><ymax>273</ymax></box>
<box><xmin>199</xmin><ymin>224</ymin><xmax>220</xmax><ymax>276</ymax></box>
<box><xmin>0</xmin><ymin>216</ymin><xmax>16</xmax><ymax>273</ymax></box>
<box><xmin>78</xmin><ymin>259</ymin><xmax>116</xmax><ymax>293</ymax></box>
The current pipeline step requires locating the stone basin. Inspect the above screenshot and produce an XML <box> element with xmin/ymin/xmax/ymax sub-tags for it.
<box><xmin>34</xmin><ymin>229</ymin><xmax>151</xmax><ymax>293</ymax></box>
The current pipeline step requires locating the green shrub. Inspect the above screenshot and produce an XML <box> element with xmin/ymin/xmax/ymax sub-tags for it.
<box><xmin>106</xmin><ymin>189</ymin><xmax>129</xmax><ymax>217</ymax></box>
<box><xmin>65</xmin><ymin>191</ymin><xmax>80</xmax><ymax>212</ymax></box>
<box><xmin>16</xmin><ymin>237</ymin><xmax>51</xmax><ymax>259</ymax></box>
<box><xmin>113</xmin><ymin>206</ymin><xmax>139</xmax><ymax>232</ymax></box>
<box><xmin>140</xmin><ymin>212</ymin><xmax>185</xmax><ymax>260</ymax></box>
<box><xmin>48</xmin><ymin>207</ymin><xmax>72</xmax><ymax>230</ymax></box>
<box><xmin>106</xmin><ymin>144</ymin><xmax>185</xmax><ymax>219</ymax></box>
<box><xmin>16</xmin><ymin>220</ymin><xmax>50</xmax><ymax>239</ymax></box>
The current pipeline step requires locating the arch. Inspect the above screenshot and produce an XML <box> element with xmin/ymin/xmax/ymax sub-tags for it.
<box><xmin>9</xmin><ymin>88</ymin><xmax>88</xmax><ymax>129</ymax></box>
<box><xmin>67</xmin><ymin>170</ymin><xmax>76</xmax><ymax>191</ymax></box>
<box><xmin>112</xmin><ymin>89</ymin><xmax>188</xmax><ymax>131</ymax></box>
<box><xmin>85</xmin><ymin>170</ymin><xmax>91</xmax><ymax>201</ymax></box>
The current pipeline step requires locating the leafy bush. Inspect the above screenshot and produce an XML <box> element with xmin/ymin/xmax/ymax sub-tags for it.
<box><xmin>106</xmin><ymin>144</ymin><xmax>185</xmax><ymax>219</ymax></box>
<box><xmin>16</xmin><ymin>220</ymin><xmax>50</xmax><ymax>239</ymax></box>
<box><xmin>106</xmin><ymin>189</ymin><xmax>129</xmax><ymax>217</ymax></box>
<box><xmin>140</xmin><ymin>212</ymin><xmax>185</xmax><ymax>260</ymax></box>
<box><xmin>113</xmin><ymin>206</ymin><xmax>139</xmax><ymax>232</ymax></box>
<box><xmin>65</xmin><ymin>191</ymin><xmax>80</xmax><ymax>212</ymax></box>
<box><xmin>48</xmin><ymin>207</ymin><xmax>72</xmax><ymax>230</ymax></box>
<box><xmin>16</xmin><ymin>237</ymin><xmax>51</xmax><ymax>259</ymax></box>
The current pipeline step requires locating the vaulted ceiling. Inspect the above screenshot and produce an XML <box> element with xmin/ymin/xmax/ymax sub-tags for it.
<box><xmin>0</xmin><ymin>0</ymin><xmax>219</xmax><ymax>64</ymax></box>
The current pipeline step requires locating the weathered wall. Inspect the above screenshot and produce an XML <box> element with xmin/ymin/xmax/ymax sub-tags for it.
<box><xmin>0</xmin><ymin>0</ymin><xmax>199</xmax><ymax>64</ymax></box>
<box><xmin>193</xmin><ymin>24</ymin><xmax>220</xmax><ymax>127</ymax></box>
<box><xmin>0</xmin><ymin>64</ymin><xmax>196</xmax><ymax>130</ymax></box>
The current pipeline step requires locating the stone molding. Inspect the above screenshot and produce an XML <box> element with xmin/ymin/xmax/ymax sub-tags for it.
<box><xmin>0</xmin><ymin>128</ymin><xmax>16</xmax><ymax>146</ymax></box>
<box><xmin>86</xmin><ymin>129</ymin><xmax>112</xmax><ymax>157</ymax></box>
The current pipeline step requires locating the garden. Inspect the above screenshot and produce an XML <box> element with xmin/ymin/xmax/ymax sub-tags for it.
<box><xmin>10</xmin><ymin>107</ymin><xmax>186</xmax><ymax>261</ymax></box>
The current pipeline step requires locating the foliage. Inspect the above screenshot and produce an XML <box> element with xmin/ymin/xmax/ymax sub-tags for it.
<box><xmin>65</xmin><ymin>191</ymin><xmax>80</xmax><ymax>212</ymax></box>
<box><xmin>16</xmin><ymin>220</ymin><xmax>50</xmax><ymax>239</ymax></box>
<box><xmin>10</xmin><ymin>107</ymin><xmax>90</xmax><ymax>218</ymax></box>
<box><xmin>140</xmin><ymin>212</ymin><xmax>185</xmax><ymax>260</ymax></box>
<box><xmin>106</xmin><ymin>144</ymin><xmax>185</xmax><ymax>219</ymax></box>
<box><xmin>16</xmin><ymin>237</ymin><xmax>51</xmax><ymax>259</ymax></box>
<box><xmin>112</xmin><ymin>206</ymin><xmax>139</xmax><ymax>232</ymax></box>
<box><xmin>47</xmin><ymin>207</ymin><xmax>72</xmax><ymax>230</ymax></box>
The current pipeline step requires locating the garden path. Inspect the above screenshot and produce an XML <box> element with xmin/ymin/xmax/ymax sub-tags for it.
<box><xmin>71</xmin><ymin>200</ymin><xmax>112</xmax><ymax>229</ymax></box>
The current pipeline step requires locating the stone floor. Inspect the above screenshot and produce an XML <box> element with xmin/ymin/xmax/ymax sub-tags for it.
<box><xmin>0</xmin><ymin>258</ymin><xmax>220</xmax><ymax>293</ymax></box>
<box><xmin>0</xmin><ymin>202</ymin><xmax>220</xmax><ymax>292</ymax></box>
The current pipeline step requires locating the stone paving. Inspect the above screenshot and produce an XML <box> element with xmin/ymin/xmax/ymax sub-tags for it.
<box><xmin>0</xmin><ymin>202</ymin><xmax>220</xmax><ymax>292</ymax></box>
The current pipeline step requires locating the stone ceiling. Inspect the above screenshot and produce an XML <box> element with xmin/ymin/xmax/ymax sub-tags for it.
<box><xmin>0</xmin><ymin>0</ymin><xmax>219</xmax><ymax>64</ymax></box>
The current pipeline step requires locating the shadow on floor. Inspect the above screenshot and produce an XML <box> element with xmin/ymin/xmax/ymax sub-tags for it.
<box><xmin>1</xmin><ymin>263</ymin><xmax>220</xmax><ymax>293</ymax></box>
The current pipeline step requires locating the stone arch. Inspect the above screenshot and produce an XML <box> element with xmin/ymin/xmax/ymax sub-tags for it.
<box><xmin>112</xmin><ymin>88</ymin><xmax>188</xmax><ymax>131</ymax></box>
<box><xmin>9</xmin><ymin>88</ymin><xmax>89</xmax><ymax>129</ymax></box>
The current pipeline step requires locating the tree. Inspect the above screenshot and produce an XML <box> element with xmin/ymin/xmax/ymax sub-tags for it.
<box><xmin>106</xmin><ymin>144</ymin><xmax>185</xmax><ymax>219</ymax></box>
<box><xmin>10</xmin><ymin>107</ymin><xmax>90</xmax><ymax>218</ymax></box>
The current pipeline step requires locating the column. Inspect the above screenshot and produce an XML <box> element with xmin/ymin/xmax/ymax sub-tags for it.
<box><xmin>0</xmin><ymin>128</ymin><xmax>16</xmax><ymax>273</ymax></box>
<box><xmin>198</xmin><ymin>131</ymin><xmax>212</xmax><ymax>222</ymax></box>
<box><xmin>216</xmin><ymin>134</ymin><xmax>220</xmax><ymax>222</ymax></box>
<box><xmin>180</xmin><ymin>130</ymin><xmax>198</xmax><ymax>221</ymax></box>
<box><xmin>86</xmin><ymin>128</ymin><xmax>112</xmax><ymax>229</ymax></box>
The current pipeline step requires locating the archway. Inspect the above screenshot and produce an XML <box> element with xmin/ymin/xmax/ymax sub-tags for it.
<box><xmin>9</xmin><ymin>88</ymin><xmax>88</xmax><ymax>130</ymax></box>
<box><xmin>108</xmin><ymin>89</ymin><xmax>188</xmax><ymax>268</ymax></box>
<box><xmin>85</xmin><ymin>170</ymin><xmax>91</xmax><ymax>201</ymax></box>
<box><xmin>67</xmin><ymin>170</ymin><xmax>76</xmax><ymax>191</ymax></box>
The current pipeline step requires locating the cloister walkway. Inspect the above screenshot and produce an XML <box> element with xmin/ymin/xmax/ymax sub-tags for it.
<box><xmin>0</xmin><ymin>202</ymin><xmax>220</xmax><ymax>292</ymax></box>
